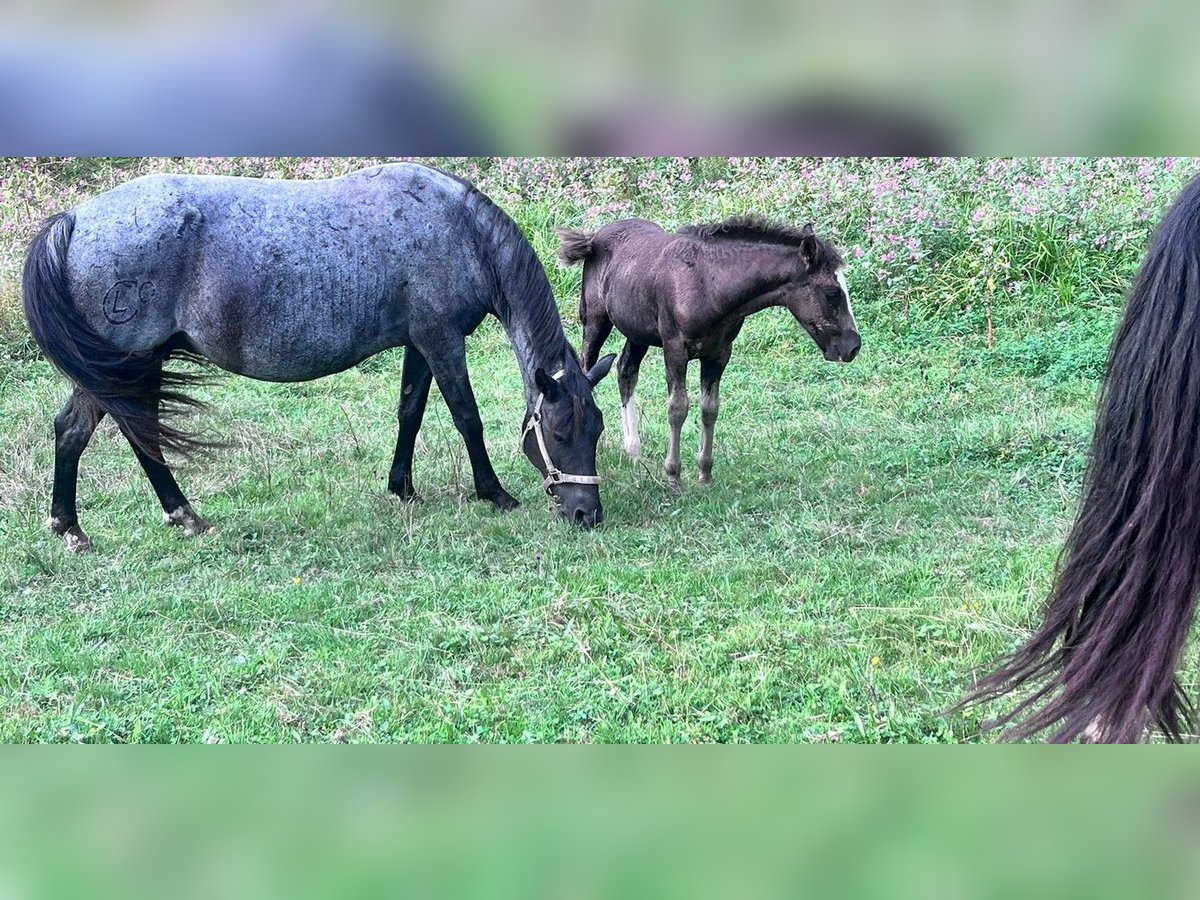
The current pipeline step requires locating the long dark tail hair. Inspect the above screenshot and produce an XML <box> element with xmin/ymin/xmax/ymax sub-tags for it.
<box><xmin>22</xmin><ymin>211</ymin><xmax>209</xmax><ymax>461</ymax></box>
<box><xmin>964</xmin><ymin>173</ymin><xmax>1200</xmax><ymax>742</ymax></box>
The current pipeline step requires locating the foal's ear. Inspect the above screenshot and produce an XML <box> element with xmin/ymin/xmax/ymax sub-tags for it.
<box><xmin>800</xmin><ymin>229</ymin><xmax>819</xmax><ymax>269</ymax></box>
<box><xmin>586</xmin><ymin>353</ymin><xmax>616</xmax><ymax>387</ymax></box>
<box><xmin>534</xmin><ymin>368</ymin><xmax>565</xmax><ymax>401</ymax></box>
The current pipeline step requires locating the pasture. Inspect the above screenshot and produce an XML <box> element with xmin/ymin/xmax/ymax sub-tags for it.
<box><xmin>0</xmin><ymin>156</ymin><xmax>1193</xmax><ymax>742</ymax></box>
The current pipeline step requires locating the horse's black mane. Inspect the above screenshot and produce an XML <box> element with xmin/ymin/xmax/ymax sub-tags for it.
<box><xmin>678</xmin><ymin>216</ymin><xmax>843</xmax><ymax>268</ymax></box>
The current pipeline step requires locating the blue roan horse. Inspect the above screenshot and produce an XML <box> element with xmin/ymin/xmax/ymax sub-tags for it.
<box><xmin>23</xmin><ymin>163</ymin><xmax>615</xmax><ymax>551</ymax></box>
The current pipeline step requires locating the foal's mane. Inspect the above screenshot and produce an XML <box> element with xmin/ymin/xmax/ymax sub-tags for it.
<box><xmin>678</xmin><ymin>216</ymin><xmax>844</xmax><ymax>268</ymax></box>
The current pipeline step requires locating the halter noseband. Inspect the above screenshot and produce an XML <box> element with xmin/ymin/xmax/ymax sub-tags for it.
<box><xmin>522</xmin><ymin>368</ymin><xmax>601</xmax><ymax>495</ymax></box>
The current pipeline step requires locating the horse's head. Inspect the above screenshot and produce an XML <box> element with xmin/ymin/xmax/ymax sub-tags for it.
<box><xmin>521</xmin><ymin>353</ymin><xmax>616</xmax><ymax>527</ymax></box>
<box><xmin>786</xmin><ymin>225</ymin><xmax>861</xmax><ymax>363</ymax></box>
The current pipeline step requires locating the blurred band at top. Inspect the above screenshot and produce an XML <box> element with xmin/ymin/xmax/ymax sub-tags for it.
<box><xmin>2</xmin><ymin>1</ymin><xmax>1198</xmax><ymax>155</ymax></box>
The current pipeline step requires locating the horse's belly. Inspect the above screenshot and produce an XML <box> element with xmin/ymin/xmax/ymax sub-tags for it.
<box><xmin>190</xmin><ymin>321</ymin><xmax>406</xmax><ymax>382</ymax></box>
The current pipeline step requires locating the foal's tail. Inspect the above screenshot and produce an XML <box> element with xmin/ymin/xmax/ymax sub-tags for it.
<box><xmin>556</xmin><ymin>227</ymin><xmax>595</xmax><ymax>267</ymax></box>
<box><xmin>963</xmin><ymin>173</ymin><xmax>1200</xmax><ymax>742</ymax></box>
<box><xmin>556</xmin><ymin>228</ymin><xmax>596</xmax><ymax>324</ymax></box>
<box><xmin>22</xmin><ymin>211</ymin><xmax>209</xmax><ymax>461</ymax></box>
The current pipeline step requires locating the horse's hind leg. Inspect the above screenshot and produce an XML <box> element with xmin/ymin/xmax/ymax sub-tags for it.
<box><xmin>388</xmin><ymin>345</ymin><xmax>434</xmax><ymax>501</ymax></box>
<box><xmin>616</xmin><ymin>340</ymin><xmax>648</xmax><ymax>459</ymax></box>
<box><xmin>420</xmin><ymin>336</ymin><xmax>519</xmax><ymax>511</ymax></box>
<box><xmin>697</xmin><ymin>352</ymin><xmax>730</xmax><ymax>485</ymax></box>
<box><xmin>120</xmin><ymin>390</ymin><xmax>212</xmax><ymax>538</ymax></box>
<box><xmin>48</xmin><ymin>388</ymin><xmax>105</xmax><ymax>552</ymax></box>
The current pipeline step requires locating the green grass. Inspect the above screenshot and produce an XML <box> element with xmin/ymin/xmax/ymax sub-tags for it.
<box><xmin>1</xmin><ymin>156</ymin><xmax>1190</xmax><ymax>742</ymax></box>
<box><xmin>0</xmin><ymin>308</ymin><xmax>1102</xmax><ymax>742</ymax></box>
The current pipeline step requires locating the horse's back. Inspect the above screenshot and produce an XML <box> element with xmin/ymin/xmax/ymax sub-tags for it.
<box><xmin>63</xmin><ymin>164</ymin><xmax>484</xmax><ymax>379</ymax></box>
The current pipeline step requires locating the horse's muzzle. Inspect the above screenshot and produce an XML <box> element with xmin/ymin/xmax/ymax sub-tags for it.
<box><xmin>556</xmin><ymin>490</ymin><xmax>604</xmax><ymax>528</ymax></box>
<box><xmin>824</xmin><ymin>331</ymin><xmax>861</xmax><ymax>363</ymax></box>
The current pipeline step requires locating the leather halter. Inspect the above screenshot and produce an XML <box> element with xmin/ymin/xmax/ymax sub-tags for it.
<box><xmin>522</xmin><ymin>368</ymin><xmax>601</xmax><ymax>495</ymax></box>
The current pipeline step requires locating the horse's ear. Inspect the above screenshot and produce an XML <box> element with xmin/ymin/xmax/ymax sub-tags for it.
<box><xmin>800</xmin><ymin>222</ymin><xmax>815</xmax><ymax>237</ymax></box>
<box><xmin>586</xmin><ymin>353</ymin><xmax>616</xmax><ymax>387</ymax></box>
<box><xmin>800</xmin><ymin>231</ymin><xmax>819</xmax><ymax>269</ymax></box>
<box><xmin>535</xmin><ymin>368</ymin><xmax>564</xmax><ymax>400</ymax></box>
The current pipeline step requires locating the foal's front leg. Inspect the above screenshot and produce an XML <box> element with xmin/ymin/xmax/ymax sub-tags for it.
<box><xmin>422</xmin><ymin>337</ymin><xmax>519</xmax><ymax>510</ymax></box>
<box><xmin>662</xmin><ymin>344</ymin><xmax>690</xmax><ymax>489</ymax></box>
<box><xmin>697</xmin><ymin>353</ymin><xmax>730</xmax><ymax>484</ymax></box>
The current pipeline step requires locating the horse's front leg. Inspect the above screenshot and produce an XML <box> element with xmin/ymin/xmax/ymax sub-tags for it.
<box><xmin>388</xmin><ymin>345</ymin><xmax>434</xmax><ymax>501</ymax></box>
<box><xmin>421</xmin><ymin>336</ymin><xmax>519</xmax><ymax>511</ymax></box>
<box><xmin>697</xmin><ymin>352</ymin><xmax>730</xmax><ymax>484</ymax></box>
<box><xmin>662</xmin><ymin>344</ymin><xmax>690</xmax><ymax>490</ymax></box>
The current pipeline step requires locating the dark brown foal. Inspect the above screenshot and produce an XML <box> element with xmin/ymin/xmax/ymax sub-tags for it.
<box><xmin>559</xmin><ymin>217</ymin><xmax>860</xmax><ymax>487</ymax></box>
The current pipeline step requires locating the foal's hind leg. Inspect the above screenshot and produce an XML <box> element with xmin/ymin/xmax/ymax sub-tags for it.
<box><xmin>616</xmin><ymin>341</ymin><xmax>648</xmax><ymax>459</ymax></box>
<box><xmin>662</xmin><ymin>343</ymin><xmax>690</xmax><ymax>489</ymax></box>
<box><xmin>420</xmin><ymin>336</ymin><xmax>519</xmax><ymax>511</ymax></box>
<box><xmin>697</xmin><ymin>352</ymin><xmax>730</xmax><ymax>485</ymax></box>
<box><xmin>48</xmin><ymin>389</ymin><xmax>105</xmax><ymax>552</ymax></box>
<box><xmin>388</xmin><ymin>345</ymin><xmax>434</xmax><ymax>501</ymax></box>
<box><xmin>581</xmin><ymin>312</ymin><xmax>613</xmax><ymax>371</ymax></box>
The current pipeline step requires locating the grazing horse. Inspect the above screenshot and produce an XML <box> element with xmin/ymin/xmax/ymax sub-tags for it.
<box><xmin>558</xmin><ymin>217</ymin><xmax>860</xmax><ymax>487</ymax></box>
<box><xmin>22</xmin><ymin>162</ymin><xmax>615</xmax><ymax>552</ymax></box>
<box><xmin>963</xmin><ymin>172</ymin><xmax>1200</xmax><ymax>743</ymax></box>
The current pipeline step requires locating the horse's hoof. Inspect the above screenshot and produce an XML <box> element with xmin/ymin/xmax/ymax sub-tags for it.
<box><xmin>164</xmin><ymin>505</ymin><xmax>215</xmax><ymax>538</ymax></box>
<box><xmin>63</xmin><ymin>526</ymin><xmax>94</xmax><ymax>554</ymax></box>
<box><xmin>388</xmin><ymin>477</ymin><xmax>422</xmax><ymax>502</ymax></box>
<box><xmin>698</xmin><ymin>472</ymin><xmax>714</xmax><ymax>485</ymax></box>
<box><xmin>485</xmin><ymin>490</ymin><xmax>520</xmax><ymax>511</ymax></box>
<box><xmin>667</xmin><ymin>476</ymin><xmax>683</xmax><ymax>493</ymax></box>
<box><xmin>47</xmin><ymin>517</ymin><xmax>94</xmax><ymax>553</ymax></box>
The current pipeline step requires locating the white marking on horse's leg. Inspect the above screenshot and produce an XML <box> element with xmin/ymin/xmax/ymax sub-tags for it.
<box><xmin>837</xmin><ymin>267</ymin><xmax>858</xmax><ymax>332</ymax></box>
<box><xmin>164</xmin><ymin>504</ymin><xmax>215</xmax><ymax>538</ymax></box>
<box><xmin>621</xmin><ymin>397</ymin><xmax>641</xmax><ymax>459</ymax></box>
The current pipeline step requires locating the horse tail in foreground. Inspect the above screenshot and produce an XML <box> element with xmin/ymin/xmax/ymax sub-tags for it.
<box><xmin>965</xmin><ymin>174</ymin><xmax>1200</xmax><ymax>742</ymax></box>
<box><xmin>22</xmin><ymin>211</ymin><xmax>207</xmax><ymax>461</ymax></box>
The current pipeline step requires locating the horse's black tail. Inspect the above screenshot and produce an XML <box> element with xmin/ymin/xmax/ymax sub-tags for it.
<box><xmin>962</xmin><ymin>173</ymin><xmax>1200</xmax><ymax>743</ymax></box>
<box><xmin>22</xmin><ymin>211</ymin><xmax>209</xmax><ymax>461</ymax></box>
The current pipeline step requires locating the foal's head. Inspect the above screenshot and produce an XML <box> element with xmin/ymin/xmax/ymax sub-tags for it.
<box><xmin>787</xmin><ymin>225</ymin><xmax>861</xmax><ymax>363</ymax></box>
<box><xmin>521</xmin><ymin>353</ymin><xmax>616</xmax><ymax>527</ymax></box>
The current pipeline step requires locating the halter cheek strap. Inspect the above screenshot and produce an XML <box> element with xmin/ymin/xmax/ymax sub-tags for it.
<box><xmin>522</xmin><ymin>368</ymin><xmax>602</xmax><ymax>495</ymax></box>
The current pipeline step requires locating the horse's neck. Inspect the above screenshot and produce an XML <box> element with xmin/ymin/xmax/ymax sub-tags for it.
<box><xmin>498</xmin><ymin>305</ymin><xmax>571</xmax><ymax>405</ymax></box>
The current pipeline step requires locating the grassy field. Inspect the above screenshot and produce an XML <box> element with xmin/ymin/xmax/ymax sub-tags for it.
<box><xmin>0</xmin><ymin>157</ymin><xmax>1194</xmax><ymax>742</ymax></box>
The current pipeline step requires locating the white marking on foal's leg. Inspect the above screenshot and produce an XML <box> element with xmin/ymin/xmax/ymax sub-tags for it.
<box><xmin>621</xmin><ymin>397</ymin><xmax>641</xmax><ymax>459</ymax></box>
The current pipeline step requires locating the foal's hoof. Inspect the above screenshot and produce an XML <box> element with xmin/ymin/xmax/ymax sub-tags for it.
<box><xmin>666</xmin><ymin>476</ymin><xmax>683</xmax><ymax>494</ymax></box>
<box><xmin>164</xmin><ymin>505</ymin><xmax>215</xmax><ymax>538</ymax></box>
<box><xmin>47</xmin><ymin>518</ymin><xmax>94</xmax><ymax>553</ymax></box>
<box><xmin>698</xmin><ymin>472</ymin><xmax>714</xmax><ymax>485</ymax></box>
